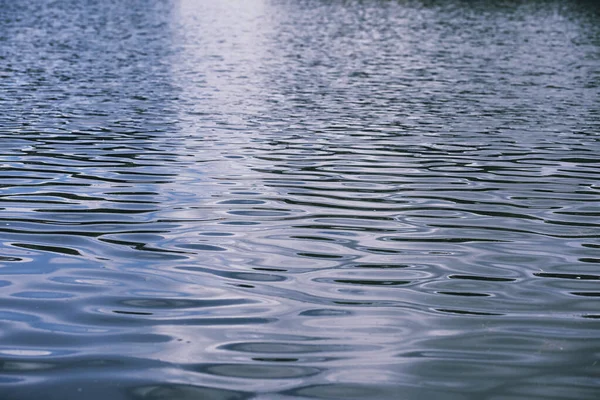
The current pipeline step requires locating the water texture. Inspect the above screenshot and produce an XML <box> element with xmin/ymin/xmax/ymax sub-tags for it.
<box><xmin>0</xmin><ymin>0</ymin><xmax>599</xmax><ymax>399</ymax></box>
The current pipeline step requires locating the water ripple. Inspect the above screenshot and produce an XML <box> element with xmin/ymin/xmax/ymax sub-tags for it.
<box><xmin>1</xmin><ymin>0</ymin><xmax>599</xmax><ymax>399</ymax></box>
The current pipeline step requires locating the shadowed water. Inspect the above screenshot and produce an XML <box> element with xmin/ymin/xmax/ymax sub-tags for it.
<box><xmin>0</xmin><ymin>0</ymin><xmax>599</xmax><ymax>399</ymax></box>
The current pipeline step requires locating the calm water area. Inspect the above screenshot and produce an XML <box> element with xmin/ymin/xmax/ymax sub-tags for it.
<box><xmin>0</xmin><ymin>0</ymin><xmax>599</xmax><ymax>399</ymax></box>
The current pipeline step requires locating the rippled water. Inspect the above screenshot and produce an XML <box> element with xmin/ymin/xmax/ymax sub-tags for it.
<box><xmin>1</xmin><ymin>0</ymin><xmax>599</xmax><ymax>399</ymax></box>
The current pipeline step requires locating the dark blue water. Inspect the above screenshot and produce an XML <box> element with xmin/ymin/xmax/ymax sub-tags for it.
<box><xmin>1</xmin><ymin>0</ymin><xmax>599</xmax><ymax>399</ymax></box>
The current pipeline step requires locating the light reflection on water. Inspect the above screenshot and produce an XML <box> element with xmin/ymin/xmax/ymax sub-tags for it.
<box><xmin>0</xmin><ymin>0</ymin><xmax>599</xmax><ymax>399</ymax></box>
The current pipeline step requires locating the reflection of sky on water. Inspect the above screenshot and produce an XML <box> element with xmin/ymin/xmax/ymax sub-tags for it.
<box><xmin>0</xmin><ymin>0</ymin><xmax>599</xmax><ymax>398</ymax></box>
<box><xmin>171</xmin><ymin>0</ymin><xmax>270</xmax><ymax>123</ymax></box>
<box><xmin>139</xmin><ymin>1</ymin><xmax>600</xmax><ymax>391</ymax></box>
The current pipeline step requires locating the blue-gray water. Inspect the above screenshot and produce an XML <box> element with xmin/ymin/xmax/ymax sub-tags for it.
<box><xmin>1</xmin><ymin>0</ymin><xmax>599</xmax><ymax>399</ymax></box>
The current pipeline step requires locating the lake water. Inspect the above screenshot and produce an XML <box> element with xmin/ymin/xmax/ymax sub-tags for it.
<box><xmin>0</xmin><ymin>0</ymin><xmax>599</xmax><ymax>399</ymax></box>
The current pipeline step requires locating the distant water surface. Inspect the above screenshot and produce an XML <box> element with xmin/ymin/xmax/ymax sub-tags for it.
<box><xmin>0</xmin><ymin>0</ymin><xmax>599</xmax><ymax>399</ymax></box>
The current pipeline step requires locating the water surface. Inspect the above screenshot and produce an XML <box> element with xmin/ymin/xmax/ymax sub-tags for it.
<box><xmin>0</xmin><ymin>0</ymin><xmax>599</xmax><ymax>399</ymax></box>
